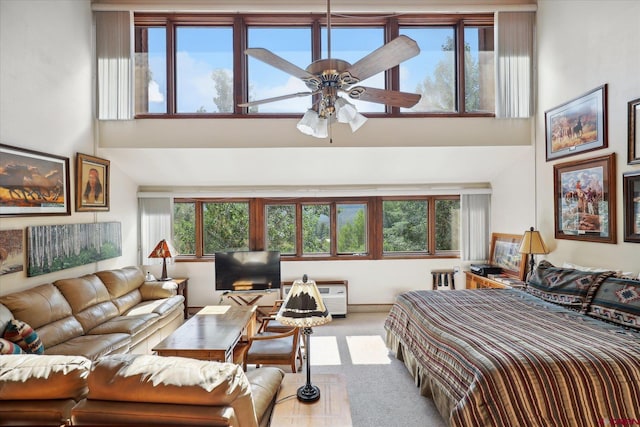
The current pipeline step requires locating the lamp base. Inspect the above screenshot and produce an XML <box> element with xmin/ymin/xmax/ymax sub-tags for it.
<box><xmin>297</xmin><ymin>384</ymin><xmax>320</xmax><ymax>403</ymax></box>
<box><xmin>158</xmin><ymin>277</ymin><xmax>173</xmax><ymax>281</ymax></box>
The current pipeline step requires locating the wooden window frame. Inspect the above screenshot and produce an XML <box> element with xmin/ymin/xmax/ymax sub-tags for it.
<box><xmin>133</xmin><ymin>12</ymin><xmax>494</xmax><ymax>118</ymax></box>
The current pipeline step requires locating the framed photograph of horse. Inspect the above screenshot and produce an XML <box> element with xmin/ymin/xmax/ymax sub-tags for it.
<box><xmin>0</xmin><ymin>143</ymin><xmax>71</xmax><ymax>217</ymax></box>
<box><xmin>553</xmin><ymin>153</ymin><xmax>616</xmax><ymax>244</ymax></box>
<box><xmin>623</xmin><ymin>171</ymin><xmax>640</xmax><ymax>243</ymax></box>
<box><xmin>628</xmin><ymin>97</ymin><xmax>640</xmax><ymax>165</ymax></box>
<box><xmin>75</xmin><ymin>153</ymin><xmax>110</xmax><ymax>212</ymax></box>
<box><xmin>545</xmin><ymin>84</ymin><xmax>608</xmax><ymax>161</ymax></box>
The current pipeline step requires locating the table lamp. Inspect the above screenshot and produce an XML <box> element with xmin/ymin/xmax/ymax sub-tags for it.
<box><xmin>148</xmin><ymin>239</ymin><xmax>176</xmax><ymax>281</ymax></box>
<box><xmin>519</xmin><ymin>227</ymin><xmax>550</xmax><ymax>281</ymax></box>
<box><xmin>276</xmin><ymin>274</ymin><xmax>332</xmax><ymax>403</ymax></box>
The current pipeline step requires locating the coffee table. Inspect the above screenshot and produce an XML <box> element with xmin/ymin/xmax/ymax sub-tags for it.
<box><xmin>153</xmin><ymin>305</ymin><xmax>256</xmax><ymax>363</ymax></box>
<box><xmin>270</xmin><ymin>373</ymin><xmax>352</xmax><ymax>427</ymax></box>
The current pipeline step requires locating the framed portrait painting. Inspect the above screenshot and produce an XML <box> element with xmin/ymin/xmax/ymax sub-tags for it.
<box><xmin>629</xmin><ymin>97</ymin><xmax>640</xmax><ymax>165</ymax></box>
<box><xmin>76</xmin><ymin>153</ymin><xmax>109</xmax><ymax>212</ymax></box>
<box><xmin>623</xmin><ymin>171</ymin><xmax>640</xmax><ymax>243</ymax></box>
<box><xmin>545</xmin><ymin>84</ymin><xmax>607</xmax><ymax>161</ymax></box>
<box><xmin>0</xmin><ymin>143</ymin><xmax>71</xmax><ymax>217</ymax></box>
<box><xmin>553</xmin><ymin>153</ymin><xmax>616</xmax><ymax>244</ymax></box>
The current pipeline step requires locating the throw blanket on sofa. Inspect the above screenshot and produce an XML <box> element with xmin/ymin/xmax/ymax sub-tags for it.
<box><xmin>384</xmin><ymin>289</ymin><xmax>640</xmax><ymax>427</ymax></box>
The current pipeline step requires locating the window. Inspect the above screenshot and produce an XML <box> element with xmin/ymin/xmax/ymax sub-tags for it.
<box><xmin>175</xmin><ymin>26</ymin><xmax>234</xmax><ymax>113</ymax></box>
<box><xmin>133</xmin><ymin>13</ymin><xmax>494</xmax><ymax>117</ymax></box>
<box><xmin>172</xmin><ymin>195</ymin><xmax>459</xmax><ymax>260</ymax></box>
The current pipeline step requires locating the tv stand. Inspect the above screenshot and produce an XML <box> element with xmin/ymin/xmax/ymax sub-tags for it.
<box><xmin>224</xmin><ymin>290</ymin><xmax>276</xmax><ymax>319</ymax></box>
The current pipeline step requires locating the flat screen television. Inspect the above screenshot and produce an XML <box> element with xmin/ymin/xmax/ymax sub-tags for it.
<box><xmin>214</xmin><ymin>251</ymin><xmax>281</xmax><ymax>292</ymax></box>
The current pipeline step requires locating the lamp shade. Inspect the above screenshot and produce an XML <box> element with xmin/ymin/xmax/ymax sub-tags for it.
<box><xmin>297</xmin><ymin>109</ymin><xmax>320</xmax><ymax>136</ymax></box>
<box><xmin>148</xmin><ymin>239</ymin><xmax>176</xmax><ymax>259</ymax></box>
<box><xmin>519</xmin><ymin>227</ymin><xmax>549</xmax><ymax>255</ymax></box>
<box><xmin>276</xmin><ymin>276</ymin><xmax>332</xmax><ymax>328</ymax></box>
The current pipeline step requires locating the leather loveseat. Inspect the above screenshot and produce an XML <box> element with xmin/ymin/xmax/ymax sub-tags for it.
<box><xmin>0</xmin><ymin>266</ymin><xmax>184</xmax><ymax>360</ymax></box>
<box><xmin>0</xmin><ymin>353</ymin><xmax>284</xmax><ymax>427</ymax></box>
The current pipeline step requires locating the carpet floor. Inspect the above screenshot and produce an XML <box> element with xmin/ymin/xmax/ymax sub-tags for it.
<box><xmin>248</xmin><ymin>311</ymin><xmax>448</xmax><ymax>427</ymax></box>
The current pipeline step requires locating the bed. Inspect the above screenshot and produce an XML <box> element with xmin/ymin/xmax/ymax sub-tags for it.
<box><xmin>384</xmin><ymin>262</ymin><xmax>640</xmax><ymax>427</ymax></box>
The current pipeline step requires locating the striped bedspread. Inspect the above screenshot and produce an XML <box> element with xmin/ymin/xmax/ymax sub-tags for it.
<box><xmin>384</xmin><ymin>290</ymin><xmax>640</xmax><ymax>427</ymax></box>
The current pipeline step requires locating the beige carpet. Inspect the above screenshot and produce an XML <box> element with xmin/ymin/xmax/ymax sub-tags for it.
<box><xmin>249</xmin><ymin>311</ymin><xmax>448</xmax><ymax>427</ymax></box>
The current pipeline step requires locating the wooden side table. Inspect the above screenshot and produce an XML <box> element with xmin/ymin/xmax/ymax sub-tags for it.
<box><xmin>171</xmin><ymin>278</ymin><xmax>189</xmax><ymax>318</ymax></box>
<box><xmin>270</xmin><ymin>373</ymin><xmax>352</xmax><ymax>427</ymax></box>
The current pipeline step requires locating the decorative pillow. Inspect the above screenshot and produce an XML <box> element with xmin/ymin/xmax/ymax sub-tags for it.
<box><xmin>3</xmin><ymin>319</ymin><xmax>44</xmax><ymax>354</ymax></box>
<box><xmin>526</xmin><ymin>260</ymin><xmax>613</xmax><ymax>312</ymax></box>
<box><xmin>0</xmin><ymin>337</ymin><xmax>25</xmax><ymax>354</ymax></box>
<box><xmin>586</xmin><ymin>276</ymin><xmax>640</xmax><ymax>330</ymax></box>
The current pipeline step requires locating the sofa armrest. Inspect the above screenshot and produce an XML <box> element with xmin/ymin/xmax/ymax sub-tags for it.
<box><xmin>139</xmin><ymin>281</ymin><xmax>177</xmax><ymax>300</ymax></box>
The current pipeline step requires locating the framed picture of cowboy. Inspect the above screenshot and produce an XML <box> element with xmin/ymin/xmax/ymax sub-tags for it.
<box><xmin>545</xmin><ymin>84</ymin><xmax>607</xmax><ymax>162</ymax></box>
<box><xmin>75</xmin><ymin>153</ymin><xmax>110</xmax><ymax>212</ymax></box>
<box><xmin>553</xmin><ymin>153</ymin><xmax>616</xmax><ymax>244</ymax></box>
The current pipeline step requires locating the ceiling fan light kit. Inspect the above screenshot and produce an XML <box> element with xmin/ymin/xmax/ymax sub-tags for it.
<box><xmin>240</xmin><ymin>0</ymin><xmax>422</xmax><ymax>139</ymax></box>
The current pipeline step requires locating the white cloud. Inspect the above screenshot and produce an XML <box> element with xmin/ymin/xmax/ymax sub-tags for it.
<box><xmin>148</xmin><ymin>80</ymin><xmax>164</xmax><ymax>103</ymax></box>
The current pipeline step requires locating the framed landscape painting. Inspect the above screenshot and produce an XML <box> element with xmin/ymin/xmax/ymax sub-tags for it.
<box><xmin>489</xmin><ymin>233</ymin><xmax>527</xmax><ymax>280</ymax></box>
<box><xmin>545</xmin><ymin>84</ymin><xmax>607</xmax><ymax>161</ymax></box>
<box><xmin>623</xmin><ymin>171</ymin><xmax>640</xmax><ymax>243</ymax></box>
<box><xmin>553</xmin><ymin>153</ymin><xmax>616</xmax><ymax>243</ymax></box>
<box><xmin>0</xmin><ymin>143</ymin><xmax>71</xmax><ymax>217</ymax></box>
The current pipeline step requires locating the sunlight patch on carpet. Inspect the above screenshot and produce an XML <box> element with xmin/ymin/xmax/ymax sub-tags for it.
<box><xmin>347</xmin><ymin>335</ymin><xmax>391</xmax><ymax>365</ymax></box>
<box><xmin>310</xmin><ymin>336</ymin><xmax>341</xmax><ymax>366</ymax></box>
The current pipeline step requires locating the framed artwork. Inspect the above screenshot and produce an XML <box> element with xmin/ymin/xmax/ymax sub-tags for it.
<box><xmin>623</xmin><ymin>171</ymin><xmax>640</xmax><ymax>243</ymax></box>
<box><xmin>489</xmin><ymin>232</ymin><xmax>527</xmax><ymax>281</ymax></box>
<box><xmin>629</xmin><ymin>97</ymin><xmax>640</xmax><ymax>165</ymax></box>
<box><xmin>27</xmin><ymin>222</ymin><xmax>121</xmax><ymax>276</ymax></box>
<box><xmin>545</xmin><ymin>84</ymin><xmax>607</xmax><ymax>161</ymax></box>
<box><xmin>553</xmin><ymin>153</ymin><xmax>616</xmax><ymax>243</ymax></box>
<box><xmin>0</xmin><ymin>143</ymin><xmax>70</xmax><ymax>217</ymax></box>
<box><xmin>75</xmin><ymin>153</ymin><xmax>110</xmax><ymax>212</ymax></box>
<box><xmin>0</xmin><ymin>229</ymin><xmax>24</xmax><ymax>276</ymax></box>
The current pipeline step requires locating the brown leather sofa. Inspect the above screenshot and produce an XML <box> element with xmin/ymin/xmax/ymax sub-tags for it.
<box><xmin>0</xmin><ymin>353</ymin><xmax>284</xmax><ymax>427</ymax></box>
<box><xmin>0</xmin><ymin>266</ymin><xmax>184</xmax><ymax>360</ymax></box>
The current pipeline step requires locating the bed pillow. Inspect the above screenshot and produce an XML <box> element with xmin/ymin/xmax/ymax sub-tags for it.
<box><xmin>586</xmin><ymin>276</ymin><xmax>640</xmax><ymax>330</ymax></box>
<box><xmin>526</xmin><ymin>260</ymin><xmax>613</xmax><ymax>312</ymax></box>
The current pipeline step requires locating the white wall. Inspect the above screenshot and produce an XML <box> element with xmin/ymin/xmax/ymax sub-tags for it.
<box><xmin>0</xmin><ymin>0</ymin><xmax>139</xmax><ymax>296</ymax></box>
<box><xmin>536</xmin><ymin>0</ymin><xmax>640</xmax><ymax>274</ymax></box>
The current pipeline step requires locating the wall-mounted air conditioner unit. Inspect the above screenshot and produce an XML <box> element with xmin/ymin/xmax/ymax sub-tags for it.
<box><xmin>282</xmin><ymin>280</ymin><xmax>348</xmax><ymax>317</ymax></box>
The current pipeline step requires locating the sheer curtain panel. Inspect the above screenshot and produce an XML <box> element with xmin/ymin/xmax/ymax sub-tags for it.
<box><xmin>494</xmin><ymin>11</ymin><xmax>535</xmax><ymax>118</ymax></box>
<box><xmin>96</xmin><ymin>11</ymin><xmax>133</xmax><ymax>120</ymax></box>
<box><xmin>460</xmin><ymin>194</ymin><xmax>491</xmax><ymax>262</ymax></box>
<box><xmin>139</xmin><ymin>197</ymin><xmax>173</xmax><ymax>266</ymax></box>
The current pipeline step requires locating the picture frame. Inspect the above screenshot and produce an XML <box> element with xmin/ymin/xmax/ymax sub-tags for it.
<box><xmin>489</xmin><ymin>232</ymin><xmax>528</xmax><ymax>281</ymax></box>
<box><xmin>0</xmin><ymin>229</ymin><xmax>24</xmax><ymax>276</ymax></box>
<box><xmin>0</xmin><ymin>143</ymin><xmax>71</xmax><ymax>217</ymax></box>
<box><xmin>75</xmin><ymin>153</ymin><xmax>110</xmax><ymax>212</ymax></box>
<box><xmin>545</xmin><ymin>84</ymin><xmax>607</xmax><ymax>161</ymax></box>
<box><xmin>628</xmin><ymin>97</ymin><xmax>640</xmax><ymax>165</ymax></box>
<box><xmin>623</xmin><ymin>171</ymin><xmax>640</xmax><ymax>243</ymax></box>
<box><xmin>553</xmin><ymin>153</ymin><xmax>616</xmax><ymax>244</ymax></box>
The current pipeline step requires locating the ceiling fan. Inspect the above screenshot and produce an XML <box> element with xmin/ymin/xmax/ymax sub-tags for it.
<box><xmin>238</xmin><ymin>0</ymin><xmax>422</xmax><ymax>138</ymax></box>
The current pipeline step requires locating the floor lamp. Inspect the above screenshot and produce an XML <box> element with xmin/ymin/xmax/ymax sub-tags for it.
<box><xmin>519</xmin><ymin>227</ymin><xmax>550</xmax><ymax>281</ymax></box>
<box><xmin>276</xmin><ymin>274</ymin><xmax>332</xmax><ymax>402</ymax></box>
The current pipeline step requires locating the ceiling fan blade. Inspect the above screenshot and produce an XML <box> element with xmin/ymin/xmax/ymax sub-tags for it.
<box><xmin>238</xmin><ymin>91</ymin><xmax>316</xmax><ymax>107</ymax></box>
<box><xmin>245</xmin><ymin>48</ymin><xmax>317</xmax><ymax>81</ymax></box>
<box><xmin>345</xmin><ymin>35</ymin><xmax>420</xmax><ymax>83</ymax></box>
<box><xmin>346</xmin><ymin>86</ymin><xmax>421</xmax><ymax>108</ymax></box>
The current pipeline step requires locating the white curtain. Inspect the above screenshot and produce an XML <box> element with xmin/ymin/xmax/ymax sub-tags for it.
<box><xmin>460</xmin><ymin>194</ymin><xmax>491</xmax><ymax>262</ymax></box>
<box><xmin>139</xmin><ymin>197</ymin><xmax>173</xmax><ymax>265</ymax></box>
<box><xmin>96</xmin><ymin>11</ymin><xmax>133</xmax><ymax>120</ymax></box>
<box><xmin>494</xmin><ymin>11</ymin><xmax>535</xmax><ymax>118</ymax></box>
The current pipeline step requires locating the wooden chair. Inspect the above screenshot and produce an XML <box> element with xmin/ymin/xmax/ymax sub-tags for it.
<box><xmin>259</xmin><ymin>299</ymin><xmax>291</xmax><ymax>333</ymax></box>
<box><xmin>243</xmin><ymin>319</ymin><xmax>302</xmax><ymax>373</ymax></box>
